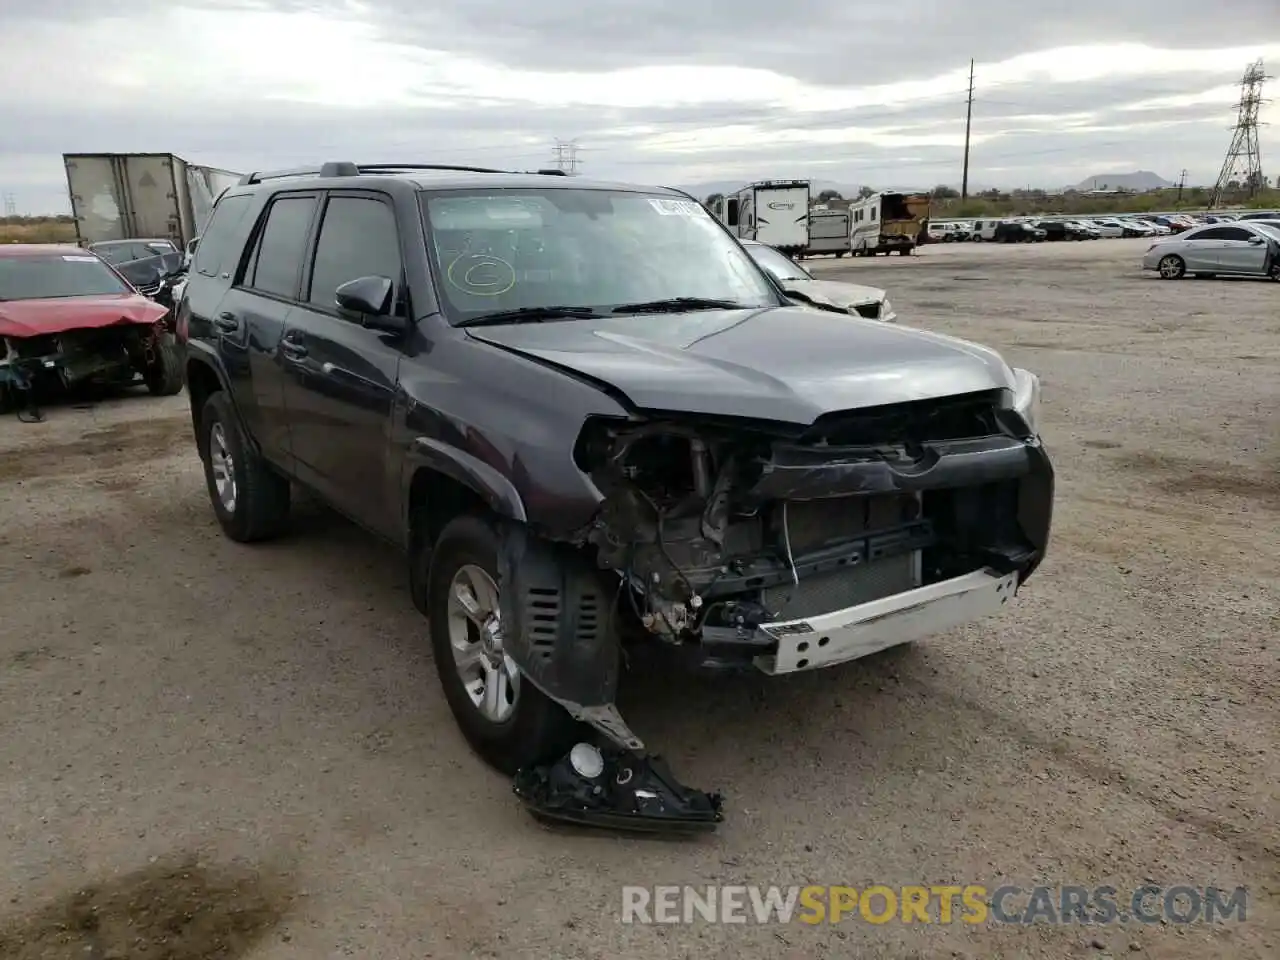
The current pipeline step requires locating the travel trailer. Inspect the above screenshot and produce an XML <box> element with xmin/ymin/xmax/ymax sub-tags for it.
<box><xmin>711</xmin><ymin>180</ymin><xmax>811</xmax><ymax>257</ymax></box>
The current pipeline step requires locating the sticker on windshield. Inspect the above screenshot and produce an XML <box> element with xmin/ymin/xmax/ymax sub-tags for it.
<box><xmin>648</xmin><ymin>198</ymin><xmax>701</xmax><ymax>216</ymax></box>
<box><xmin>61</xmin><ymin>255</ymin><xmax>98</xmax><ymax>262</ymax></box>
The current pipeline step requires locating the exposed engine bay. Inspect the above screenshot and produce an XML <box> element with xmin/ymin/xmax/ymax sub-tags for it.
<box><xmin>574</xmin><ymin>389</ymin><xmax>1048</xmax><ymax>657</ymax></box>
<box><xmin>508</xmin><ymin>390</ymin><xmax>1053</xmax><ymax>833</ymax></box>
<box><xmin>0</xmin><ymin>321</ymin><xmax>174</xmax><ymax>421</ymax></box>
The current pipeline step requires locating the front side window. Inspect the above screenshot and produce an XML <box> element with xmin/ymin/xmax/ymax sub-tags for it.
<box><xmin>307</xmin><ymin>196</ymin><xmax>402</xmax><ymax>313</ymax></box>
<box><xmin>0</xmin><ymin>254</ymin><xmax>131</xmax><ymax>301</ymax></box>
<box><xmin>421</xmin><ymin>189</ymin><xmax>778</xmax><ymax>322</ymax></box>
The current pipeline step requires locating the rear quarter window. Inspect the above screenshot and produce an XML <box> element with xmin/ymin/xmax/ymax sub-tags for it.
<box><xmin>194</xmin><ymin>194</ymin><xmax>254</xmax><ymax>278</ymax></box>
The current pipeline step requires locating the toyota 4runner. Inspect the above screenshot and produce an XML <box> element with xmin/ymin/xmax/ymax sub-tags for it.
<box><xmin>177</xmin><ymin>162</ymin><xmax>1053</xmax><ymax>829</ymax></box>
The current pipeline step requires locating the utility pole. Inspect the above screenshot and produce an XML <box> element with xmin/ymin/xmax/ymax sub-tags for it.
<box><xmin>961</xmin><ymin>58</ymin><xmax>975</xmax><ymax>200</ymax></box>
<box><xmin>1176</xmin><ymin>169</ymin><xmax>1187</xmax><ymax>204</ymax></box>
<box><xmin>1210</xmin><ymin>59</ymin><xmax>1270</xmax><ymax>207</ymax></box>
<box><xmin>552</xmin><ymin>139</ymin><xmax>581</xmax><ymax>175</ymax></box>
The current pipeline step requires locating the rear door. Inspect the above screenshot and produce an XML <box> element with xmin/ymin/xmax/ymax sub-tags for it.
<box><xmin>217</xmin><ymin>192</ymin><xmax>320</xmax><ymax>469</ymax></box>
<box><xmin>279</xmin><ymin>190</ymin><xmax>406</xmax><ymax>538</ymax></box>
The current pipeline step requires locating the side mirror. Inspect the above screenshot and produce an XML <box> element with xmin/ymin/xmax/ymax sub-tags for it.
<box><xmin>335</xmin><ymin>275</ymin><xmax>404</xmax><ymax>333</ymax></box>
<box><xmin>186</xmin><ymin>237</ymin><xmax>200</xmax><ymax>256</ymax></box>
<box><xmin>1247</xmin><ymin>236</ymin><xmax>1264</xmax><ymax>245</ymax></box>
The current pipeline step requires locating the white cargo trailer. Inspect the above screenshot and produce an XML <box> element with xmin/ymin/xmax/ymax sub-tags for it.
<box><xmin>62</xmin><ymin>152</ymin><xmax>241</xmax><ymax>248</ymax></box>
<box><xmin>804</xmin><ymin>207</ymin><xmax>851</xmax><ymax>258</ymax></box>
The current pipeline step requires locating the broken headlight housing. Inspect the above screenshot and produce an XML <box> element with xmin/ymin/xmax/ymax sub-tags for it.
<box><xmin>1010</xmin><ymin>367</ymin><xmax>1041</xmax><ymax>435</ymax></box>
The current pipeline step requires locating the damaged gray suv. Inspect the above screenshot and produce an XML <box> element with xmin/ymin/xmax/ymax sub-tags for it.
<box><xmin>178</xmin><ymin>162</ymin><xmax>1053</xmax><ymax>831</ymax></box>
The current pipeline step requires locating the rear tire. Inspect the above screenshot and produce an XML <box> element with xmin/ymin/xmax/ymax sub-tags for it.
<box><xmin>199</xmin><ymin>391</ymin><xmax>290</xmax><ymax>542</ymax></box>
<box><xmin>424</xmin><ymin>515</ymin><xmax>583</xmax><ymax>775</ymax></box>
<box><xmin>144</xmin><ymin>332</ymin><xmax>184</xmax><ymax>396</ymax></box>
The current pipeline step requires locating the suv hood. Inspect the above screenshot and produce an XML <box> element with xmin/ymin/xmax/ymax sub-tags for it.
<box><xmin>0</xmin><ymin>294</ymin><xmax>168</xmax><ymax>339</ymax></box>
<box><xmin>466</xmin><ymin>304</ymin><xmax>1015</xmax><ymax>424</ymax></box>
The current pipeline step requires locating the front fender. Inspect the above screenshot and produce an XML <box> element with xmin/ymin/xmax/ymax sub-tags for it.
<box><xmin>403</xmin><ymin>436</ymin><xmax>528</xmax><ymax>526</ymax></box>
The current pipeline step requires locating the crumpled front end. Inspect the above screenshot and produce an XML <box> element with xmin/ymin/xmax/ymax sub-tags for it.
<box><xmin>497</xmin><ymin>384</ymin><xmax>1052</xmax><ymax>831</ymax></box>
<box><xmin>566</xmin><ymin>386</ymin><xmax>1052</xmax><ymax>675</ymax></box>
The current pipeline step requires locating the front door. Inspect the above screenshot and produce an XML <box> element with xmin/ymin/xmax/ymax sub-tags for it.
<box><xmin>1211</xmin><ymin>226</ymin><xmax>1268</xmax><ymax>274</ymax></box>
<box><xmin>279</xmin><ymin>190</ymin><xmax>406</xmax><ymax>539</ymax></box>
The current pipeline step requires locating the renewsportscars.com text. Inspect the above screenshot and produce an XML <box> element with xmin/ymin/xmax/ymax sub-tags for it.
<box><xmin>621</xmin><ymin>884</ymin><xmax>1248</xmax><ymax>925</ymax></box>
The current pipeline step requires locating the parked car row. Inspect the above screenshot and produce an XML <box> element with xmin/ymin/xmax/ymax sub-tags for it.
<box><xmin>930</xmin><ymin>210</ymin><xmax>1280</xmax><ymax>244</ymax></box>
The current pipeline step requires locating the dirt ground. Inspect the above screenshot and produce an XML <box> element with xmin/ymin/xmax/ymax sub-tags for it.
<box><xmin>1</xmin><ymin>237</ymin><xmax>1276</xmax><ymax>959</ymax></box>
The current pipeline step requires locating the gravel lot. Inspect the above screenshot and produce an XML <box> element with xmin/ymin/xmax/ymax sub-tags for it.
<box><xmin>1</xmin><ymin>237</ymin><xmax>1276</xmax><ymax>959</ymax></box>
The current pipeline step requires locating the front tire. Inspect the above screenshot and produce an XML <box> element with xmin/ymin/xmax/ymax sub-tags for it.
<box><xmin>1157</xmin><ymin>254</ymin><xmax>1186</xmax><ymax>280</ymax></box>
<box><xmin>425</xmin><ymin>515</ymin><xmax>582</xmax><ymax>775</ymax></box>
<box><xmin>144</xmin><ymin>332</ymin><xmax>184</xmax><ymax>396</ymax></box>
<box><xmin>199</xmin><ymin>392</ymin><xmax>290</xmax><ymax>542</ymax></box>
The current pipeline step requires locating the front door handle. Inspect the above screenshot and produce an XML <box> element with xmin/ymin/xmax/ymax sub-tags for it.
<box><xmin>279</xmin><ymin>340</ymin><xmax>308</xmax><ymax>361</ymax></box>
<box><xmin>213</xmin><ymin>311</ymin><xmax>239</xmax><ymax>333</ymax></box>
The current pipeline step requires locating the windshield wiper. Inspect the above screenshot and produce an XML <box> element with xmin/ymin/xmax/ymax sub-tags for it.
<box><xmin>610</xmin><ymin>297</ymin><xmax>749</xmax><ymax>315</ymax></box>
<box><xmin>457</xmin><ymin>305</ymin><xmax>604</xmax><ymax>327</ymax></box>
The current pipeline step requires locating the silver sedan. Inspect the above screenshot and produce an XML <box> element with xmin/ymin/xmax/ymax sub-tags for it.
<box><xmin>1142</xmin><ymin>220</ymin><xmax>1280</xmax><ymax>280</ymax></box>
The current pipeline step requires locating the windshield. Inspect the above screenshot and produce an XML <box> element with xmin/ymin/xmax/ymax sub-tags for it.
<box><xmin>1252</xmin><ymin>223</ymin><xmax>1280</xmax><ymax>242</ymax></box>
<box><xmin>89</xmin><ymin>244</ymin><xmax>136</xmax><ymax>265</ymax></box>
<box><xmin>0</xmin><ymin>254</ymin><xmax>132</xmax><ymax>301</ymax></box>
<box><xmin>744</xmin><ymin>243</ymin><xmax>811</xmax><ymax>283</ymax></box>
<box><xmin>421</xmin><ymin>188</ymin><xmax>779</xmax><ymax>322</ymax></box>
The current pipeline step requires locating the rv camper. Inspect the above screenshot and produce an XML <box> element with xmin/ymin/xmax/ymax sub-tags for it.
<box><xmin>713</xmin><ymin>180</ymin><xmax>811</xmax><ymax>257</ymax></box>
<box><xmin>849</xmin><ymin>191</ymin><xmax>931</xmax><ymax>256</ymax></box>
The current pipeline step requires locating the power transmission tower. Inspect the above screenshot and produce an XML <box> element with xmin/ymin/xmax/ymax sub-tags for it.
<box><xmin>552</xmin><ymin>139</ymin><xmax>581</xmax><ymax>175</ymax></box>
<box><xmin>1210</xmin><ymin>59</ymin><xmax>1270</xmax><ymax>207</ymax></box>
<box><xmin>961</xmin><ymin>59</ymin><xmax>975</xmax><ymax>200</ymax></box>
<box><xmin>2</xmin><ymin>193</ymin><xmax>15</xmax><ymax>217</ymax></box>
<box><xmin>1176</xmin><ymin>169</ymin><xmax>1187</xmax><ymax>204</ymax></box>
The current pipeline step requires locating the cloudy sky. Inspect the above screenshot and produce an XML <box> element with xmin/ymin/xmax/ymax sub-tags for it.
<box><xmin>1</xmin><ymin>1</ymin><xmax>1278</xmax><ymax>213</ymax></box>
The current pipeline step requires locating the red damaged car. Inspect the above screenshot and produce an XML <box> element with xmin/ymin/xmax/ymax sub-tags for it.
<box><xmin>0</xmin><ymin>244</ymin><xmax>184</xmax><ymax>413</ymax></box>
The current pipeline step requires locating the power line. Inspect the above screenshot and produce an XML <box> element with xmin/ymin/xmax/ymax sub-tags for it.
<box><xmin>1210</xmin><ymin>59</ymin><xmax>1270</xmax><ymax>206</ymax></box>
<box><xmin>961</xmin><ymin>58</ymin><xmax>975</xmax><ymax>199</ymax></box>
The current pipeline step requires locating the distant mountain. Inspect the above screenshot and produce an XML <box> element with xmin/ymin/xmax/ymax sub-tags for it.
<box><xmin>1072</xmin><ymin>171</ymin><xmax>1173</xmax><ymax>192</ymax></box>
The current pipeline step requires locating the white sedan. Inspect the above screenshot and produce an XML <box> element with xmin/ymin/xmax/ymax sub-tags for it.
<box><xmin>1142</xmin><ymin>220</ymin><xmax>1280</xmax><ymax>280</ymax></box>
<box><xmin>742</xmin><ymin>240</ymin><xmax>896</xmax><ymax>321</ymax></box>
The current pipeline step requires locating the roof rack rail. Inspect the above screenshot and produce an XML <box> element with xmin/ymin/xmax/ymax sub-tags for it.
<box><xmin>237</xmin><ymin>161</ymin><xmax>577</xmax><ymax>186</ymax></box>
<box><xmin>237</xmin><ymin>162</ymin><xmax>358</xmax><ymax>185</ymax></box>
<box><xmin>355</xmin><ymin>163</ymin><xmax>506</xmax><ymax>175</ymax></box>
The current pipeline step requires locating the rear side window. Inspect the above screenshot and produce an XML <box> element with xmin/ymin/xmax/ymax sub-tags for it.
<box><xmin>194</xmin><ymin>194</ymin><xmax>254</xmax><ymax>278</ymax></box>
<box><xmin>306</xmin><ymin>196</ymin><xmax>402</xmax><ymax>313</ymax></box>
<box><xmin>1193</xmin><ymin>226</ymin><xmax>1248</xmax><ymax>241</ymax></box>
<box><xmin>245</xmin><ymin>195</ymin><xmax>317</xmax><ymax>298</ymax></box>
<box><xmin>1217</xmin><ymin>227</ymin><xmax>1253</xmax><ymax>242</ymax></box>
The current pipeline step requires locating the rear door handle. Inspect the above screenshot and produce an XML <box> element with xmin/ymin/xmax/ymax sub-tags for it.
<box><xmin>213</xmin><ymin>312</ymin><xmax>239</xmax><ymax>333</ymax></box>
